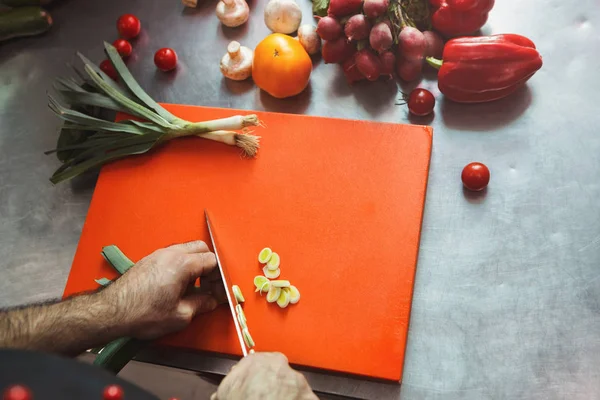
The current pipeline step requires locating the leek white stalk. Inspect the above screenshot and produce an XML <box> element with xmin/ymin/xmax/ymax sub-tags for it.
<box><xmin>46</xmin><ymin>42</ymin><xmax>264</xmax><ymax>184</ymax></box>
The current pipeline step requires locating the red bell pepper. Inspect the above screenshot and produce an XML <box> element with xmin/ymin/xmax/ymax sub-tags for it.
<box><xmin>429</xmin><ymin>0</ymin><xmax>495</xmax><ymax>37</ymax></box>
<box><xmin>426</xmin><ymin>34</ymin><xmax>543</xmax><ymax>103</ymax></box>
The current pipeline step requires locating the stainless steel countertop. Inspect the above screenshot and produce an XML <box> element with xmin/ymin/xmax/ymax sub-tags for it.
<box><xmin>1</xmin><ymin>0</ymin><xmax>599</xmax><ymax>398</ymax></box>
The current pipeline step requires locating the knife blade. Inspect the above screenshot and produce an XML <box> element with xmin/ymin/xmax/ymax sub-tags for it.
<box><xmin>205</xmin><ymin>210</ymin><xmax>249</xmax><ymax>357</ymax></box>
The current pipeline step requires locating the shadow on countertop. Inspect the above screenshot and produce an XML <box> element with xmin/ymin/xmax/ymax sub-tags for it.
<box><xmin>258</xmin><ymin>83</ymin><xmax>312</xmax><ymax>115</ymax></box>
<box><xmin>441</xmin><ymin>85</ymin><xmax>533</xmax><ymax>131</ymax></box>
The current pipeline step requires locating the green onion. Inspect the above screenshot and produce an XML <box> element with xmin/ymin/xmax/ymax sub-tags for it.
<box><xmin>47</xmin><ymin>42</ymin><xmax>262</xmax><ymax>184</ymax></box>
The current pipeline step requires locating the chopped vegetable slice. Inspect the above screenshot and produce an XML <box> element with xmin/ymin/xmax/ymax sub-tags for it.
<box><xmin>266</xmin><ymin>286</ymin><xmax>281</xmax><ymax>303</ymax></box>
<box><xmin>258</xmin><ymin>281</ymin><xmax>271</xmax><ymax>294</ymax></box>
<box><xmin>277</xmin><ymin>289</ymin><xmax>291</xmax><ymax>308</ymax></box>
<box><xmin>266</xmin><ymin>252</ymin><xmax>280</xmax><ymax>270</ymax></box>
<box><xmin>258</xmin><ymin>247</ymin><xmax>273</xmax><ymax>263</ymax></box>
<box><xmin>254</xmin><ymin>275</ymin><xmax>270</xmax><ymax>292</ymax></box>
<box><xmin>236</xmin><ymin>304</ymin><xmax>247</xmax><ymax>327</ymax></box>
<box><xmin>271</xmin><ymin>280</ymin><xmax>290</xmax><ymax>288</ymax></box>
<box><xmin>238</xmin><ymin>313</ymin><xmax>247</xmax><ymax>329</ymax></box>
<box><xmin>232</xmin><ymin>285</ymin><xmax>245</xmax><ymax>303</ymax></box>
<box><xmin>95</xmin><ymin>278</ymin><xmax>112</xmax><ymax>287</ymax></box>
<box><xmin>263</xmin><ymin>266</ymin><xmax>280</xmax><ymax>279</ymax></box>
<box><xmin>288</xmin><ymin>285</ymin><xmax>301</xmax><ymax>304</ymax></box>
<box><xmin>242</xmin><ymin>328</ymin><xmax>255</xmax><ymax>348</ymax></box>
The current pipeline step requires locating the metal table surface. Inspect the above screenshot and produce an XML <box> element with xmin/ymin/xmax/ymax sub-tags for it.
<box><xmin>1</xmin><ymin>0</ymin><xmax>599</xmax><ymax>398</ymax></box>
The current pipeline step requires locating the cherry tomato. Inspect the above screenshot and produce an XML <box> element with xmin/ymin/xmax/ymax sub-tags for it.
<box><xmin>3</xmin><ymin>385</ymin><xmax>32</xmax><ymax>400</ymax></box>
<box><xmin>154</xmin><ymin>48</ymin><xmax>178</xmax><ymax>72</ymax></box>
<box><xmin>461</xmin><ymin>162</ymin><xmax>490</xmax><ymax>191</ymax></box>
<box><xmin>407</xmin><ymin>88</ymin><xmax>435</xmax><ymax>116</ymax></box>
<box><xmin>99</xmin><ymin>60</ymin><xmax>118</xmax><ymax>80</ymax></box>
<box><xmin>103</xmin><ymin>385</ymin><xmax>124</xmax><ymax>400</ymax></box>
<box><xmin>117</xmin><ymin>14</ymin><xmax>141</xmax><ymax>39</ymax></box>
<box><xmin>112</xmin><ymin>39</ymin><xmax>132</xmax><ymax>58</ymax></box>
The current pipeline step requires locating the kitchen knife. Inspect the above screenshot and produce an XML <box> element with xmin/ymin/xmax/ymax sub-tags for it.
<box><xmin>205</xmin><ymin>210</ymin><xmax>249</xmax><ymax>357</ymax></box>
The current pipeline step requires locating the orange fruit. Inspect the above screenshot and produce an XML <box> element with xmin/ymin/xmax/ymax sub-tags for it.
<box><xmin>253</xmin><ymin>33</ymin><xmax>312</xmax><ymax>99</ymax></box>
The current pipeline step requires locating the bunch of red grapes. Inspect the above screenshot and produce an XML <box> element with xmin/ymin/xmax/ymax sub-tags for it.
<box><xmin>316</xmin><ymin>0</ymin><xmax>443</xmax><ymax>84</ymax></box>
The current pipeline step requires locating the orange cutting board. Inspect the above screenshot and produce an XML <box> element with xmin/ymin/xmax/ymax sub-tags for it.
<box><xmin>63</xmin><ymin>104</ymin><xmax>432</xmax><ymax>381</ymax></box>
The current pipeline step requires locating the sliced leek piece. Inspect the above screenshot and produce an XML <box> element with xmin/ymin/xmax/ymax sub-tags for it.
<box><xmin>259</xmin><ymin>281</ymin><xmax>270</xmax><ymax>294</ymax></box>
<box><xmin>232</xmin><ymin>285</ymin><xmax>245</xmax><ymax>303</ymax></box>
<box><xmin>263</xmin><ymin>266</ymin><xmax>280</xmax><ymax>279</ymax></box>
<box><xmin>266</xmin><ymin>286</ymin><xmax>281</xmax><ymax>303</ymax></box>
<box><xmin>254</xmin><ymin>275</ymin><xmax>270</xmax><ymax>293</ymax></box>
<box><xmin>277</xmin><ymin>288</ymin><xmax>291</xmax><ymax>308</ymax></box>
<box><xmin>266</xmin><ymin>252</ymin><xmax>280</xmax><ymax>271</ymax></box>
<box><xmin>237</xmin><ymin>307</ymin><xmax>247</xmax><ymax>328</ymax></box>
<box><xmin>258</xmin><ymin>247</ymin><xmax>273</xmax><ymax>264</ymax></box>
<box><xmin>242</xmin><ymin>328</ymin><xmax>255</xmax><ymax>348</ymax></box>
<box><xmin>235</xmin><ymin>304</ymin><xmax>244</xmax><ymax>316</ymax></box>
<box><xmin>271</xmin><ymin>280</ymin><xmax>290</xmax><ymax>288</ymax></box>
<box><xmin>288</xmin><ymin>285</ymin><xmax>301</xmax><ymax>304</ymax></box>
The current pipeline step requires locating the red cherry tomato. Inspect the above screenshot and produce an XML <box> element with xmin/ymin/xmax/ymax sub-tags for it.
<box><xmin>461</xmin><ymin>162</ymin><xmax>490</xmax><ymax>191</ymax></box>
<box><xmin>99</xmin><ymin>60</ymin><xmax>118</xmax><ymax>80</ymax></box>
<box><xmin>112</xmin><ymin>39</ymin><xmax>132</xmax><ymax>58</ymax></box>
<box><xmin>154</xmin><ymin>48</ymin><xmax>178</xmax><ymax>72</ymax></box>
<box><xmin>117</xmin><ymin>14</ymin><xmax>141</xmax><ymax>39</ymax></box>
<box><xmin>103</xmin><ymin>385</ymin><xmax>124</xmax><ymax>400</ymax></box>
<box><xmin>407</xmin><ymin>88</ymin><xmax>435</xmax><ymax>116</ymax></box>
<box><xmin>3</xmin><ymin>385</ymin><xmax>32</xmax><ymax>400</ymax></box>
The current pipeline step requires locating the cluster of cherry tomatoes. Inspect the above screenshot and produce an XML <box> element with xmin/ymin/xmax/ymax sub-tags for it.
<box><xmin>99</xmin><ymin>14</ymin><xmax>179</xmax><ymax>80</ymax></box>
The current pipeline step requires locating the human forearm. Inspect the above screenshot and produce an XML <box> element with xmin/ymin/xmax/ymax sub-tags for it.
<box><xmin>0</xmin><ymin>291</ymin><xmax>126</xmax><ymax>356</ymax></box>
<box><xmin>0</xmin><ymin>241</ymin><xmax>221</xmax><ymax>356</ymax></box>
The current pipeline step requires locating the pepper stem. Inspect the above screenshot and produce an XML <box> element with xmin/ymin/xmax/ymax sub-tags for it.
<box><xmin>426</xmin><ymin>57</ymin><xmax>443</xmax><ymax>70</ymax></box>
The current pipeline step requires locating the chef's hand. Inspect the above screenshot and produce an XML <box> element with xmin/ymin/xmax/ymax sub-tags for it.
<box><xmin>101</xmin><ymin>240</ymin><xmax>225</xmax><ymax>340</ymax></box>
<box><xmin>212</xmin><ymin>352</ymin><xmax>318</xmax><ymax>400</ymax></box>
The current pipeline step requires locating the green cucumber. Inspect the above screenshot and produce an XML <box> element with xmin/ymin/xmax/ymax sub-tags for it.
<box><xmin>0</xmin><ymin>6</ymin><xmax>52</xmax><ymax>42</ymax></box>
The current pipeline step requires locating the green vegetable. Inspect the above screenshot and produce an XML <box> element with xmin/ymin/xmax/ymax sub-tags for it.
<box><xmin>266</xmin><ymin>252</ymin><xmax>280</xmax><ymax>271</ymax></box>
<box><xmin>312</xmin><ymin>0</ymin><xmax>330</xmax><ymax>17</ymax></box>
<box><xmin>94</xmin><ymin>278</ymin><xmax>112</xmax><ymax>287</ymax></box>
<box><xmin>93</xmin><ymin>337</ymin><xmax>146</xmax><ymax>374</ymax></box>
<box><xmin>101</xmin><ymin>245</ymin><xmax>134</xmax><ymax>275</ymax></box>
<box><xmin>0</xmin><ymin>6</ymin><xmax>52</xmax><ymax>42</ymax></box>
<box><xmin>46</xmin><ymin>42</ymin><xmax>262</xmax><ymax>184</ymax></box>
<box><xmin>242</xmin><ymin>328</ymin><xmax>255</xmax><ymax>348</ymax></box>
<box><xmin>93</xmin><ymin>245</ymin><xmax>145</xmax><ymax>374</ymax></box>
<box><xmin>232</xmin><ymin>285</ymin><xmax>245</xmax><ymax>303</ymax></box>
<box><xmin>254</xmin><ymin>275</ymin><xmax>270</xmax><ymax>293</ymax></box>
